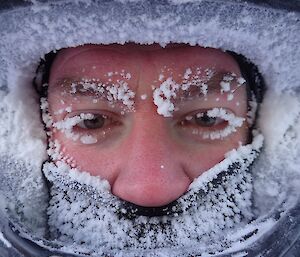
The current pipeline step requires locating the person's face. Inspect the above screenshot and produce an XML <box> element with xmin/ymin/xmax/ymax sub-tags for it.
<box><xmin>47</xmin><ymin>44</ymin><xmax>249</xmax><ymax>207</ymax></box>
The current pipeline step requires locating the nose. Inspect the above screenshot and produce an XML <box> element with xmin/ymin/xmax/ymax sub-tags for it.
<box><xmin>112</xmin><ymin>111</ymin><xmax>191</xmax><ymax>207</ymax></box>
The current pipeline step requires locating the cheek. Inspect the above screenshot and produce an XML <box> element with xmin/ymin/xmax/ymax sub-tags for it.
<box><xmin>184</xmin><ymin>125</ymin><xmax>248</xmax><ymax>179</ymax></box>
<box><xmin>50</xmin><ymin>130</ymin><xmax>119</xmax><ymax>182</ymax></box>
<box><xmin>48</xmin><ymin>111</ymin><xmax>250</xmax><ymax>184</ymax></box>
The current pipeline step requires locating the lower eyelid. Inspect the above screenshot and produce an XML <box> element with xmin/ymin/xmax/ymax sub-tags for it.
<box><xmin>177</xmin><ymin>120</ymin><xmax>236</xmax><ymax>141</ymax></box>
<box><xmin>56</xmin><ymin>113</ymin><xmax>122</xmax><ymax>144</ymax></box>
<box><xmin>64</xmin><ymin>126</ymin><xmax>114</xmax><ymax>145</ymax></box>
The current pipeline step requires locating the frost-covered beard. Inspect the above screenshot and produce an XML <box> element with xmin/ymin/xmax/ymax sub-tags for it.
<box><xmin>43</xmin><ymin>133</ymin><xmax>263</xmax><ymax>255</ymax></box>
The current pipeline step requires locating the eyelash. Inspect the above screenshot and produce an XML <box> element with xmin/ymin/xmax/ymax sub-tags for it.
<box><xmin>76</xmin><ymin>114</ymin><xmax>110</xmax><ymax>130</ymax></box>
<box><xmin>181</xmin><ymin>110</ymin><xmax>226</xmax><ymax>128</ymax></box>
<box><xmin>178</xmin><ymin>108</ymin><xmax>245</xmax><ymax>140</ymax></box>
<box><xmin>53</xmin><ymin>107</ymin><xmax>244</xmax><ymax>144</ymax></box>
<box><xmin>53</xmin><ymin>111</ymin><xmax>121</xmax><ymax>144</ymax></box>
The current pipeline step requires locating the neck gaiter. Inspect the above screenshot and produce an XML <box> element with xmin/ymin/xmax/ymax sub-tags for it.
<box><xmin>43</xmin><ymin>133</ymin><xmax>263</xmax><ymax>255</ymax></box>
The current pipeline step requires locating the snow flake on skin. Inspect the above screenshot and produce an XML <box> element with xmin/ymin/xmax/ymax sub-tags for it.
<box><xmin>58</xmin><ymin>70</ymin><xmax>135</xmax><ymax>111</ymax></box>
<box><xmin>41</xmin><ymin>96</ymin><xmax>100</xmax><ymax>147</ymax></box>
<box><xmin>158</xmin><ymin>74</ymin><xmax>164</xmax><ymax>81</ymax></box>
<box><xmin>183</xmin><ymin>68</ymin><xmax>192</xmax><ymax>80</ymax></box>
<box><xmin>105</xmin><ymin>70</ymin><xmax>131</xmax><ymax>81</ymax></box>
<box><xmin>47</xmin><ymin>139</ymin><xmax>62</xmax><ymax>160</ymax></box>
<box><xmin>140</xmin><ymin>94</ymin><xmax>147</xmax><ymax>100</ymax></box>
<box><xmin>80</xmin><ymin>134</ymin><xmax>98</xmax><ymax>144</ymax></box>
<box><xmin>219</xmin><ymin>73</ymin><xmax>246</xmax><ymax>101</ymax></box>
<box><xmin>200</xmin><ymin>108</ymin><xmax>245</xmax><ymax>140</ymax></box>
<box><xmin>53</xmin><ymin>113</ymin><xmax>100</xmax><ymax>144</ymax></box>
<box><xmin>69</xmin><ymin>78</ymin><xmax>135</xmax><ymax>110</ymax></box>
<box><xmin>54</xmin><ymin>106</ymin><xmax>72</xmax><ymax>115</ymax></box>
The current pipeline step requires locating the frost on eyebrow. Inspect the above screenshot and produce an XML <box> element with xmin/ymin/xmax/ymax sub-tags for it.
<box><xmin>153</xmin><ymin>77</ymin><xmax>179</xmax><ymax>117</ymax></box>
<box><xmin>57</xmin><ymin>77</ymin><xmax>135</xmax><ymax>111</ymax></box>
<box><xmin>192</xmin><ymin>108</ymin><xmax>245</xmax><ymax>140</ymax></box>
<box><xmin>153</xmin><ymin>68</ymin><xmax>215</xmax><ymax>117</ymax></box>
<box><xmin>153</xmin><ymin>68</ymin><xmax>246</xmax><ymax>118</ymax></box>
<box><xmin>219</xmin><ymin>73</ymin><xmax>246</xmax><ymax>101</ymax></box>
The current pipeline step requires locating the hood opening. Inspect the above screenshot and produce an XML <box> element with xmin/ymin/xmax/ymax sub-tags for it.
<box><xmin>0</xmin><ymin>1</ymin><xmax>299</xmax><ymax>256</ymax></box>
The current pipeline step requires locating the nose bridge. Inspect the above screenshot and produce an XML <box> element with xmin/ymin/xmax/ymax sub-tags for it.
<box><xmin>111</xmin><ymin>52</ymin><xmax>191</xmax><ymax>207</ymax></box>
<box><xmin>129</xmin><ymin>110</ymin><xmax>171</xmax><ymax>159</ymax></box>
<box><xmin>121</xmin><ymin>110</ymin><xmax>176</xmax><ymax>179</ymax></box>
<box><xmin>112</xmin><ymin>110</ymin><xmax>190</xmax><ymax>207</ymax></box>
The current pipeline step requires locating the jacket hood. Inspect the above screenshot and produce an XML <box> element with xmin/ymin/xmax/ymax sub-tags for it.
<box><xmin>0</xmin><ymin>0</ymin><xmax>299</xmax><ymax>256</ymax></box>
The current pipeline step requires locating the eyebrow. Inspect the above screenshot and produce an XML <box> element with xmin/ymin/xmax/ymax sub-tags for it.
<box><xmin>48</xmin><ymin>78</ymin><xmax>137</xmax><ymax>112</ymax></box>
<box><xmin>51</xmin><ymin>71</ymin><xmax>243</xmax><ymax>103</ymax></box>
<box><xmin>51</xmin><ymin>78</ymin><xmax>105</xmax><ymax>95</ymax></box>
<box><xmin>174</xmin><ymin>71</ymin><xmax>242</xmax><ymax>103</ymax></box>
<box><xmin>51</xmin><ymin>78</ymin><xmax>130</xmax><ymax>103</ymax></box>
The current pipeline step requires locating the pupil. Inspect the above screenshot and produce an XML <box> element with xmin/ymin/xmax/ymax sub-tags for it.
<box><xmin>195</xmin><ymin>113</ymin><xmax>216</xmax><ymax>126</ymax></box>
<box><xmin>84</xmin><ymin>115</ymin><xmax>105</xmax><ymax>129</ymax></box>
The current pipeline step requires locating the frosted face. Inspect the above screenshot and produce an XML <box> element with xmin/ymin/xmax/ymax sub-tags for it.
<box><xmin>47</xmin><ymin>44</ymin><xmax>249</xmax><ymax>207</ymax></box>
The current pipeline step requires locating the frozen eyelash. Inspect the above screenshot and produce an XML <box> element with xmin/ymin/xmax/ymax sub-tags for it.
<box><xmin>53</xmin><ymin>113</ymin><xmax>98</xmax><ymax>144</ymax></box>
<box><xmin>192</xmin><ymin>108</ymin><xmax>245</xmax><ymax>140</ymax></box>
<box><xmin>54</xmin><ymin>113</ymin><xmax>96</xmax><ymax>130</ymax></box>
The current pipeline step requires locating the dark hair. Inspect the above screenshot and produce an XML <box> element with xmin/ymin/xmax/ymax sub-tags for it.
<box><xmin>227</xmin><ymin>51</ymin><xmax>266</xmax><ymax>104</ymax></box>
<box><xmin>33</xmin><ymin>51</ymin><xmax>57</xmax><ymax>98</ymax></box>
<box><xmin>227</xmin><ymin>51</ymin><xmax>266</xmax><ymax>123</ymax></box>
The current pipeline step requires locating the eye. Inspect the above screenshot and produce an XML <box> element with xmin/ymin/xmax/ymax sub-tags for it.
<box><xmin>77</xmin><ymin>114</ymin><xmax>107</xmax><ymax>129</ymax></box>
<box><xmin>177</xmin><ymin>108</ymin><xmax>245</xmax><ymax>141</ymax></box>
<box><xmin>193</xmin><ymin>112</ymin><xmax>224</xmax><ymax>127</ymax></box>
<box><xmin>184</xmin><ymin>110</ymin><xmax>225</xmax><ymax>127</ymax></box>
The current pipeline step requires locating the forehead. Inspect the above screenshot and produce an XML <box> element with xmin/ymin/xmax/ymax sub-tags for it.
<box><xmin>49</xmin><ymin>44</ymin><xmax>242</xmax><ymax>87</ymax></box>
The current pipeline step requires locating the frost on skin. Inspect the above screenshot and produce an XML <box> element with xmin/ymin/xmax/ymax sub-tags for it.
<box><xmin>46</xmin><ymin>138</ymin><xmax>78</xmax><ymax>167</ymax></box>
<box><xmin>80</xmin><ymin>135</ymin><xmax>98</xmax><ymax>144</ymax></box>
<box><xmin>153</xmin><ymin>68</ymin><xmax>215</xmax><ymax>117</ymax></box>
<box><xmin>153</xmin><ymin>69</ymin><xmax>246</xmax><ymax>118</ymax></box>
<box><xmin>183</xmin><ymin>67</ymin><xmax>192</xmax><ymax>80</ymax></box>
<box><xmin>47</xmin><ymin>139</ymin><xmax>63</xmax><ymax>160</ymax></box>
<box><xmin>140</xmin><ymin>94</ymin><xmax>147</xmax><ymax>100</ymax></box>
<box><xmin>53</xmin><ymin>113</ymin><xmax>99</xmax><ymax>144</ymax></box>
<box><xmin>42</xmin><ymin>75</ymin><xmax>136</xmax><ymax>146</ymax></box>
<box><xmin>41</xmin><ymin>96</ymin><xmax>100</xmax><ymax>147</ymax></box>
<box><xmin>219</xmin><ymin>73</ymin><xmax>246</xmax><ymax>101</ymax></box>
<box><xmin>153</xmin><ymin>77</ymin><xmax>179</xmax><ymax>117</ymax></box>
<box><xmin>191</xmin><ymin>108</ymin><xmax>245</xmax><ymax>140</ymax></box>
<box><xmin>54</xmin><ymin>106</ymin><xmax>72</xmax><ymax>115</ymax></box>
<box><xmin>181</xmin><ymin>68</ymin><xmax>212</xmax><ymax>95</ymax></box>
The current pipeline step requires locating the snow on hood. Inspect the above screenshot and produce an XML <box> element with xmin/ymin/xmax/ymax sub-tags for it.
<box><xmin>0</xmin><ymin>0</ymin><xmax>299</xmax><ymax>256</ymax></box>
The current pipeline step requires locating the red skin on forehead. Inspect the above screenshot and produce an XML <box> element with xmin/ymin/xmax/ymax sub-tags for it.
<box><xmin>50</xmin><ymin>44</ymin><xmax>241</xmax><ymax>93</ymax></box>
<box><xmin>48</xmin><ymin>44</ymin><xmax>248</xmax><ymax>207</ymax></box>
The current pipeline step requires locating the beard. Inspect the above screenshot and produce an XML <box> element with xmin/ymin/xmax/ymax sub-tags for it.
<box><xmin>43</xmin><ymin>133</ymin><xmax>263</xmax><ymax>256</ymax></box>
